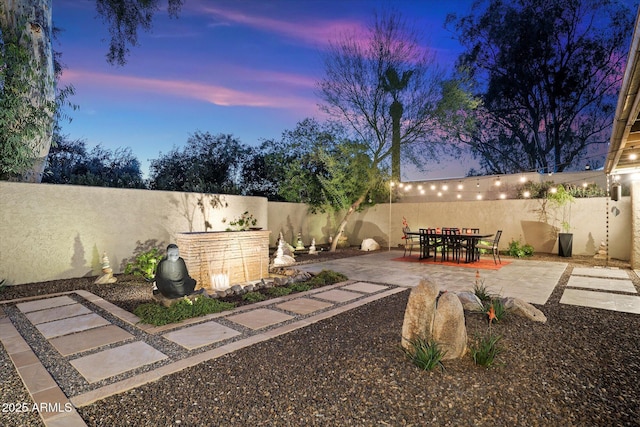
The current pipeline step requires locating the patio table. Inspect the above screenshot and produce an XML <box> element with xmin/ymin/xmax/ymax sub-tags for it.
<box><xmin>406</xmin><ymin>230</ymin><xmax>494</xmax><ymax>263</ymax></box>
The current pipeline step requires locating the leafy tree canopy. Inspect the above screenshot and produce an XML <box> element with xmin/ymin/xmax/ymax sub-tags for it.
<box><xmin>148</xmin><ymin>131</ymin><xmax>250</xmax><ymax>194</ymax></box>
<box><xmin>43</xmin><ymin>136</ymin><xmax>145</xmax><ymax>188</ymax></box>
<box><xmin>445</xmin><ymin>0</ymin><xmax>633</xmax><ymax>175</ymax></box>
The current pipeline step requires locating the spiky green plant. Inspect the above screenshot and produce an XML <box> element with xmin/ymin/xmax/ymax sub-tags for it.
<box><xmin>485</xmin><ymin>298</ymin><xmax>507</xmax><ymax>323</ymax></box>
<box><xmin>470</xmin><ymin>333</ymin><xmax>502</xmax><ymax>367</ymax></box>
<box><xmin>473</xmin><ymin>280</ymin><xmax>493</xmax><ymax>303</ymax></box>
<box><xmin>402</xmin><ymin>338</ymin><xmax>446</xmax><ymax>371</ymax></box>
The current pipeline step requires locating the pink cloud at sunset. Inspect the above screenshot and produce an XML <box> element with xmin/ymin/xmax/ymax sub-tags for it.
<box><xmin>196</xmin><ymin>5</ymin><xmax>368</xmax><ymax>48</ymax></box>
<box><xmin>60</xmin><ymin>69</ymin><xmax>317</xmax><ymax>110</ymax></box>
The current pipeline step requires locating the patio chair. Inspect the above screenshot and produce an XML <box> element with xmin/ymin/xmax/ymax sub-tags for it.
<box><xmin>402</xmin><ymin>226</ymin><xmax>418</xmax><ymax>257</ymax></box>
<box><xmin>442</xmin><ymin>228</ymin><xmax>462</xmax><ymax>263</ymax></box>
<box><xmin>461</xmin><ymin>228</ymin><xmax>480</xmax><ymax>261</ymax></box>
<box><xmin>476</xmin><ymin>230</ymin><xmax>502</xmax><ymax>264</ymax></box>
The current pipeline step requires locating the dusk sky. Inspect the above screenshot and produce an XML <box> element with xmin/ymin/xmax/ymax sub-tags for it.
<box><xmin>53</xmin><ymin>0</ymin><xmax>636</xmax><ymax>180</ymax></box>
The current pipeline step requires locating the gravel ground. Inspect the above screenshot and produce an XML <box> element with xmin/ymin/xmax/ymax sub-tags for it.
<box><xmin>1</xmin><ymin>250</ymin><xmax>639</xmax><ymax>426</ymax></box>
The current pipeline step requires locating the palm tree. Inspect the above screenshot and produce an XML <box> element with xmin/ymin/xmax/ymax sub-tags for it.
<box><xmin>381</xmin><ymin>66</ymin><xmax>413</xmax><ymax>181</ymax></box>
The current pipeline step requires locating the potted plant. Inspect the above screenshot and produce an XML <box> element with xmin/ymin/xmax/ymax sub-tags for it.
<box><xmin>547</xmin><ymin>184</ymin><xmax>575</xmax><ymax>257</ymax></box>
<box><xmin>225</xmin><ymin>211</ymin><xmax>258</xmax><ymax>231</ymax></box>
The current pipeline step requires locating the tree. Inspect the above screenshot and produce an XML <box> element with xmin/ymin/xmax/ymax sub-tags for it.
<box><xmin>445</xmin><ymin>0</ymin><xmax>633</xmax><ymax>174</ymax></box>
<box><xmin>0</xmin><ymin>0</ymin><xmax>183</xmax><ymax>182</ymax></box>
<box><xmin>276</xmin><ymin>119</ymin><xmax>386</xmax><ymax>252</ymax></box>
<box><xmin>148</xmin><ymin>132</ymin><xmax>250</xmax><ymax>194</ymax></box>
<box><xmin>0</xmin><ymin>3</ymin><xmax>55</xmax><ymax>181</ymax></box>
<box><xmin>240</xmin><ymin>140</ymin><xmax>291</xmax><ymax>201</ymax></box>
<box><xmin>43</xmin><ymin>137</ymin><xmax>145</xmax><ymax>188</ymax></box>
<box><xmin>315</xmin><ymin>9</ymin><xmax>447</xmax><ymax>250</ymax></box>
<box><xmin>318</xmin><ymin>8</ymin><xmax>446</xmax><ymax>182</ymax></box>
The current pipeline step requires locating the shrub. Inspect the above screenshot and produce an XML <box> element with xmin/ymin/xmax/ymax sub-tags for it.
<box><xmin>288</xmin><ymin>282</ymin><xmax>313</xmax><ymax>292</ymax></box>
<box><xmin>267</xmin><ymin>286</ymin><xmax>293</xmax><ymax>297</ymax></box>
<box><xmin>506</xmin><ymin>238</ymin><xmax>534</xmax><ymax>258</ymax></box>
<box><xmin>242</xmin><ymin>292</ymin><xmax>267</xmax><ymax>303</ymax></box>
<box><xmin>402</xmin><ymin>338</ymin><xmax>446</xmax><ymax>371</ymax></box>
<box><xmin>124</xmin><ymin>247</ymin><xmax>164</xmax><ymax>281</ymax></box>
<box><xmin>470</xmin><ymin>333</ymin><xmax>502</xmax><ymax>367</ymax></box>
<box><xmin>306</xmin><ymin>270</ymin><xmax>348</xmax><ymax>288</ymax></box>
<box><xmin>134</xmin><ymin>297</ymin><xmax>235</xmax><ymax>326</ymax></box>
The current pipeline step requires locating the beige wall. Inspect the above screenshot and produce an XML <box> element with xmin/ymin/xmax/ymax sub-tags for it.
<box><xmin>0</xmin><ymin>182</ymin><xmax>267</xmax><ymax>285</ymax></box>
<box><xmin>0</xmin><ymin>181</ymin><xmax>632</xmax><ymax>285</ymax></box>
<box><xmin>631</xmin><ymin>180</ymin><xmax>640</xmax><ymax>269</ymax></box>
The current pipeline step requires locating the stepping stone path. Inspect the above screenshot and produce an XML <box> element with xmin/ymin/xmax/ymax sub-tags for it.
<box><xmin>0</xmin><ymin>281</ymin><xmax>403</xmax><ymax>427</ymax></box>
<box><xmin>561</xmin><ymin>267</ymin><xmax>640</xmax><ymax>314</ymax></box>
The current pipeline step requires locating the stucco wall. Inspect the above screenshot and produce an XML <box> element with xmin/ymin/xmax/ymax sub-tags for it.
<box><xmin>0</xmin><ymin>182</ymin><xmax>268</xmax><ymax>285</ymax></box>
<box><xmin>268</xmin><ymin>198</ymin><xmax>631</xmax><ymax>261</ymax></box>
<box><xmin>631</xmin><ymin>180</ymin><xmax>640</xmax><ymax>269</ymax></box>
<box><xmin>0</xmin><ymin>182</ymin><xmax>632</xmax><ymax>285</ymax></box>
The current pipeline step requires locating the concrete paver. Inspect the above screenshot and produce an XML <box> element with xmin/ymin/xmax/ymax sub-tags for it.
<box><xmin>226</xmin><ymin>308</ymin><xmax>294</xmax><ymax>330</ymax></box>
<box><xmin>17</xmin><ymin>295</ymin><xmax>77</xmax><ymax>313</ymax></box>
<box><xmin>70</xmin><ymin>341</ymin><xmax>168</xmax><ymax>383</ymax></box>
<box><xmin>313</xmin><ymin>289</ymin><xmax>363</xmax><ymax>303</ymax></box>
<box><xmin>566</xmin><ymin>276</ymin><xmax>637</xmax><ymax>293</ymax></box>
<box><xmin>25</xmin><ymin>303</ymin><xmax>92</xmax><ymax>325</ymax></box>
<box><xmin>572</xmin><ymin>267</ymin><xmax>630</xmax><ymax>279</ymax></box>
<box><xmin>163</xmin><ymin>321</ymin><xmax>241</xmax><ymax>350</ymax></box>
<box><xmin>49</xmin><ymin>325</ymin><xmax>134</xmax><ymax>356</ymax></box>
<box><xmin>560</xmin><ymin>288</ymin><xmax>640</xmax><ymax>314</ymax></box>
<box><xmin>276</xmin><ymin>298</ymin><xmax>334</xmax><ymax>315</ymax></box>
<box><xmin>35</xmin><ymin>313</ymin><xmax>110</xmax><ymax>339</ymax></box>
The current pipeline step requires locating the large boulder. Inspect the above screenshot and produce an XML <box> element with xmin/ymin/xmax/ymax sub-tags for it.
<box><xmin>432</xmin><ymin>291</ymin><xmax>467</xmax><ymax>360</ymax></box>
<box><xmin>455</xmin><ymin>291</ymin><xmax>484</xmax><ymax>311</ymax></box>
<box><xmin>360</xmin><ymin>238</ymin><xmax>380</xmax><ymax>251</ymax></box>
<box><xmin>401</xmin><ymin>279</ymin><xmax>440</xmax><ymax>350</ymax></box>
<box><xmin>503</xmin><ymin>297</ymin><xmax>547</xmax><ymax>323</ymax></box>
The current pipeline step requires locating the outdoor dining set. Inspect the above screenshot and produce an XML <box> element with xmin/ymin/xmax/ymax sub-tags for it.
<box><xmin>403</xmin><ymin>227</ymin><xmax>503</xmax><ymax>264</ymax></box>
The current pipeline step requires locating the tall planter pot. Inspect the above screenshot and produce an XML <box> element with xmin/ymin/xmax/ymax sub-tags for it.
<box><xmin>558</xmin><ymin>233</ymin><xmax>573</xmax><ymax>257</ymax></box>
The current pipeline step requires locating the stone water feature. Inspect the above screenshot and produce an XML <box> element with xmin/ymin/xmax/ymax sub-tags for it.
<box><xmin>176</xmin><ymin>230</ymin><xmax>270</xmax><ymax>290</ymax></box>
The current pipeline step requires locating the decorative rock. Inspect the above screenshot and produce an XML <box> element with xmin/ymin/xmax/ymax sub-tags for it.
<box><xmin>273</xmin><ymin>234</ymin><xmax>296</xmax><ymax>267</ymax></box>
<box><xmin>244</xmin><ymin>284</ymin><xmax>255</xmax><ymax>292</ymax></box>
<box><xmin>231</xmin><ymin>284</ymin><xmax>244</xmax><ymax>294</ymax></box>
<box><xmin>594</xmin><ymin>240</ymin><xmax>607</xmax><ymax>259</ymax></box>
<box><xmin>295</xmin><ymin>232</ymin><xmax>305</xmax><ymax>251</ymax></box>
<box><xmin>94</xmin><ymin>253</ymin><xmax>117</xmax><ymax>284</ymax></box>
<box><xmin>308</xmin><ymin>239</ymin><xmax>318</xmax><ymax>255</ymax></box>
<box><xmin>432</xmin><ymin>291</ymin><xmax>467</xmax><ymax>360</ymax></box>
<box><xmin>503</xmin><ymin>297</ymin><xmax>547</xmax><ymax>323</ymax></box>
<box><xmin>360</xmin><ymin>238</ymin><xmax>380</xmax><ymax>251</ymax></box>
<box><xmin>455</xmin><ymin>291</ymin><xmax>484</xmax><ymax>311</ymax></box>
<box><xmin>401</xmin><ymin>279</ymin><xmax>439</xmax><ymax>350</ymax></box>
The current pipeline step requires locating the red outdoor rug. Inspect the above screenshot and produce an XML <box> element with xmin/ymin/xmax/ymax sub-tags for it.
<box><xmin>391</xmin><ymin>255</ymin><xmax>511</xmax><ymax>270</ymax></box>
